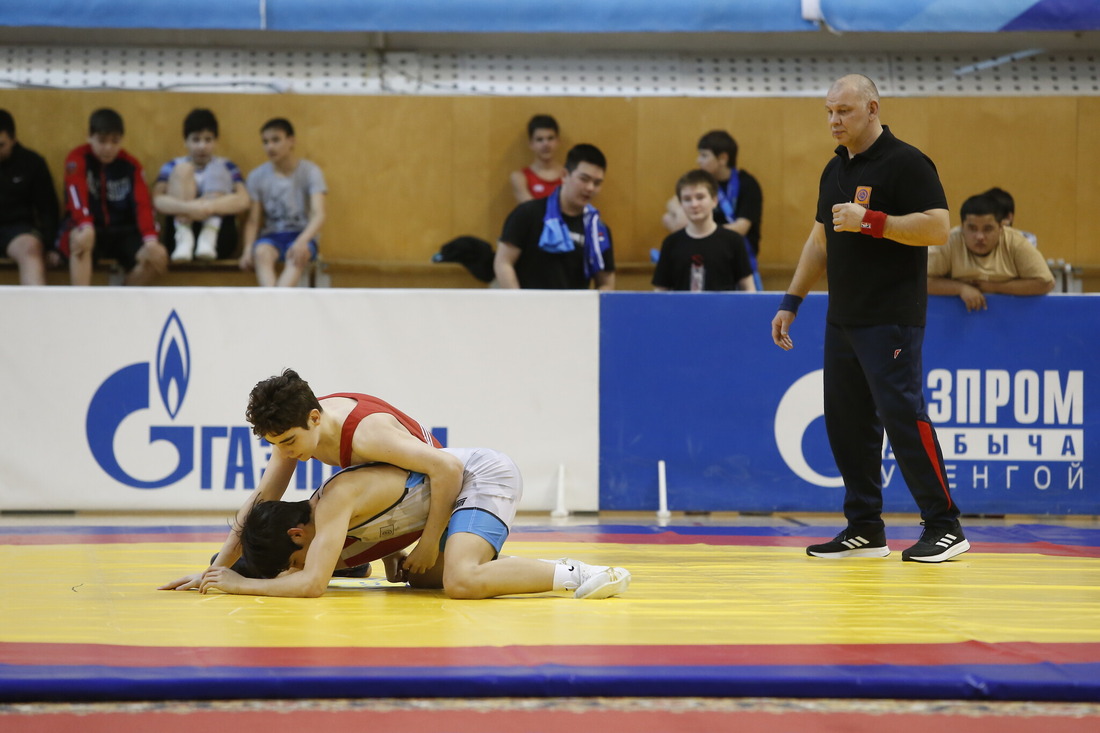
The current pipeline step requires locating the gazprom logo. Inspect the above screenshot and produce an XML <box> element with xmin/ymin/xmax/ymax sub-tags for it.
<box><xmin>85</xmin><ymin>310</ymin><xmax>337</xmax><ymax>492</ymax></box>
<box><xmin>86</xmin><ymin>311</ymin><xmax>194</xmax><ymax>488</ymax></box>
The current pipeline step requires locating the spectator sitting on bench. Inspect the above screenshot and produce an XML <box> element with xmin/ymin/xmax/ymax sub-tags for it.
<box><xmin>239</xmin><ymin>118</ymin><xmax>326</xmax><ymax>287</ymax></box>
<box><xmin>0</xmin><ymin>109</ymin><xmax>58</xmax><ymax>285</ymax></box>
<box><xmin>153</xmin><ymin>108</ymin><xmax>250</xmax><ymax>263</ymax></box>
<box><xmin>57</xmin><ymin>108</ymin><xmax>165</xmax><ymax>286</ymax></box>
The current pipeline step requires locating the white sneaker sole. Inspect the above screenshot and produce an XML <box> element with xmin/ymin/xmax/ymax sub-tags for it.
<box><xmin>807</xmin><ymin>546</ymin><xmax>891</xmax><ymax>559</ymax></box>
<box><xmin>903</xmin><ymin>539</ymin><xmax>971</xmax><ymax>563</ymax></box>
<box><xmin>574</xmin><ymin>567</ymin><xmax>631</xmax><ymax>599</ymax></box>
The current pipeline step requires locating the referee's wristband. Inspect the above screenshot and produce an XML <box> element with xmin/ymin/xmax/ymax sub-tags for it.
<box><xmin>861</xmin><ymin>209</ymin><xmax>887</xmax><ymax>238</ymax></box>
<box><xmin>778</xmin><ymin>293</ymin><xmax>803</xmax><ymax>315</ymax></box>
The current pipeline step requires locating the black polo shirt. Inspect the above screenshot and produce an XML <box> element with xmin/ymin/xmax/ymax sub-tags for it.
<box><xmin>816</xmin><ymin>126</ymin><xmax>947</xmax><ymax>327</ymax></box>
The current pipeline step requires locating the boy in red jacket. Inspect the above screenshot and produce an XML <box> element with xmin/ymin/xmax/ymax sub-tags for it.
<box><xmin>58</xmin><ymin>108</ymin><xmax>165</xmax><ymax>285</ymax></box>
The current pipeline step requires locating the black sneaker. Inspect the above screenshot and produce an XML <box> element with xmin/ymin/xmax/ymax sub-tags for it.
<box><xmin>806</xmin><ymin>528</ymin><xmax>890</xmax><ymax>558</ymax></box>
<box><xmin>902</xmin><ymin>523</ymin><xmax>971</xmax><ymax>563</ymax></box>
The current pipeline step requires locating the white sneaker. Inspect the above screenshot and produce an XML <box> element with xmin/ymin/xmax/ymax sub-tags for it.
<box><xmin>195</xmin><ymin>224</ymin><xmax>219</xmax><ymax>260</ymax></box>
<box><xmin>558</xmin><ymin>557</ymin><xmax>632</xmax><ymax>600</ymax></box>
<box><xmin>172</xmin><ymin>225</ymin><xmax>195</xmax><ymax>262</ymax></box>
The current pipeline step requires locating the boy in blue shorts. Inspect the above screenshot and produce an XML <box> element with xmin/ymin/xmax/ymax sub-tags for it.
<box><xmin>197</xmin><ymin>446</ymin><xmax>632</xmax><ymax>601</ymax></box>
<box><xmin>240</xmin><ymin>118</ymin><xmax>327</xmax><ymax>287</ymax></box>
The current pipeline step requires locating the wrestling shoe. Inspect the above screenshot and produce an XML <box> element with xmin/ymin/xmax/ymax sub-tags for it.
<box><xmin>558</xmin><ymin>557</ymin><xmax>632</xmax><ymax>599</ymax></box>
<box><xmin>806</xmin><ymin>527</ymin><xmax>891</xmax><ymax>558</ymax></box>
<box><xmin>902</xmin><ymin>523</ymin><xmax>971</xmax><ymax>563</ymax></box>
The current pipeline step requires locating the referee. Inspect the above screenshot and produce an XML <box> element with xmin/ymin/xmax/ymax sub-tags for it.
<box><xmin>771</xmin><ymin>74</ymin><xmax>969</xmax><ymax>563</ymax></box>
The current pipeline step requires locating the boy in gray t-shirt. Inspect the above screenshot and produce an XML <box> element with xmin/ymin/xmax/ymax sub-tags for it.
<box><xmin>240</xmin><ymin>118</ymin><xmax>327</xmax><ymax>287</ymax></box>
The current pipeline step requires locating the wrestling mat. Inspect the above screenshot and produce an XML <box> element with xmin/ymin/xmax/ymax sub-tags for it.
<box><xmin>1</xmin><ymin>518</ymin><xmax>1098</xmax><ymax>703</ymax></box>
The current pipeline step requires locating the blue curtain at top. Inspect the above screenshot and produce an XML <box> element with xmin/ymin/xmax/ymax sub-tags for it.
<box><xmin>1</xmin><ymin>0</ymin><xmax>814</xmax><ymax>32</ymax></box>
<box><xmin>3</xmin><ymin>1</ymin><xmax>1095</xmax><ymax>34</ymax></box>
<box><xmin>817</xmin><ymin>0</ymin><xmax>1100</xmax><ymax>32</ymax></box>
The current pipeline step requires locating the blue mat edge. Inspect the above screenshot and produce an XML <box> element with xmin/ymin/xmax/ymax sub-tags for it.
<box><xmin>2</xmin><ymin>662</ymin><xmax>1099</xmax><ymax>703</ymax></box>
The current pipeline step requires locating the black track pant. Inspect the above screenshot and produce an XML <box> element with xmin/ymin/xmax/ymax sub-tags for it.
<box><xmin>823</xmin><ymin>321</ymin><xmax>961</xmax><ymax>532</ymax></box>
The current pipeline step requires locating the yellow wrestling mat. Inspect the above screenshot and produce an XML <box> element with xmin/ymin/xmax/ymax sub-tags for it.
<box><xmin>3</xmin><ymin>540</ymin><xmax>1099</xmax><ymax>648</ymax></box>
<box><xmin>2</xmin><ymin>519</ymin><xmax>1099</xmax><ymax>702</ymax></box>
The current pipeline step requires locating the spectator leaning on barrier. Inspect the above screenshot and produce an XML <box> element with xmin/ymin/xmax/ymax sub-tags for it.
<box><xmin>57</xmin><ymin>108</ymin><xmax>165</xmax><ymax>286</ymax></box>
<box><xmin>0</xmin><ymin>109</ymin><xmax>58</xmax><ymax>286</ymax></box>
<box><xmin>927</xmin><ymin>192</ymin><xmax>1054</xmax><ymax>312</ymax></box>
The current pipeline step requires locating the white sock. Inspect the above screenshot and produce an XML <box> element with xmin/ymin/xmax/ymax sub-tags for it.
<box><xmin>552</xmin><ymin>562</ymin><xmax>575</xmax><ymax>591</ymax></box>
<box><xmin>172</xmin><ymin>223</ymin><xmax>194</xmax><ymax>260</ymax></box>
<box><xmin>196</xmin><ymin>218</ymin><xmax>221</xmax><ymax>258</ymax></box>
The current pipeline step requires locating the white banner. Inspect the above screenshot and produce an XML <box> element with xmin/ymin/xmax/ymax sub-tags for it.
<box><xmin>0</xmin><ymin>288</ymin><xmax>599</xmax><ymax>512</ymax></box>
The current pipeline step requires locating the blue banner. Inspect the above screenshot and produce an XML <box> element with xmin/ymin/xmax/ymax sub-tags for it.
<box><xmin>818</xmin><ymin>0</ymin><xmax>1100</xmax><ymax>32</ymax></box>
<box><xmin>599</xmin><ymin>293</ymin><xmax>1097</xmax><ymax>515</ymax></box>
<box><xmin>2</xmin><ymin>1</ymin><xmax>815</xmax><ymax>33</ymax></box>
<box><xmin>4</xmin><ymin>0</ymin><xmax>1096</xmax><ymax>32</ymax></box>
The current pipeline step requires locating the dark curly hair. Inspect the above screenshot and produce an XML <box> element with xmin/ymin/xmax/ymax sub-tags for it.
<box><xmin>239</xmin><ymin>500</ymin><xmax>313</xmax><ymax>579</ymax></box>
<box><xmin>245</xmin><ymin>369</ymin><xmax>322</xmax><ymax>437</ymax></box>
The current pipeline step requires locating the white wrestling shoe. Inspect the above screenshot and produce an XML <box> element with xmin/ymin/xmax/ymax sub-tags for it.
<box><xmin>558</xmin><ymin>557</ymin><xmax>632</xmax><ymax>600</ymax></box>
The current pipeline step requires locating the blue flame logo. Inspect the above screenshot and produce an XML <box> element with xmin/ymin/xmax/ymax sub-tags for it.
<box><xmin>86</xmin><ymin>310</ymin><xmax>194</xmax><ymax>489</ymax></box>
<box><xmin>156</xmin><ymin>311</ymin><xmax>190</xmax><ymax>419</ymax></box>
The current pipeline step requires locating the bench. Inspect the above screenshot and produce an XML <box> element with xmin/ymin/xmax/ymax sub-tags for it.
<box><xmin>0</xmin><ymin>257</ymin><xmax>324</xmax><ymax>287</ymax></box>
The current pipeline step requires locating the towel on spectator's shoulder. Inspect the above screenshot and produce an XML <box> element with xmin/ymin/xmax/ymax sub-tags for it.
<box><xmin>537</xmin><ymin>191</ymin><xmax>610</xmax><ymax>279</ymax></box>
<box><xmin>717</xmin><ymin>171</ymin><xmax>740</xmax><ymax>223</ymax></box>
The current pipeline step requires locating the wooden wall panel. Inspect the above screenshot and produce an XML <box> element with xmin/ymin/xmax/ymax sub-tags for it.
<box><xmin>909</xmin><ymin>96</ymin><xmax>1078</xmax><ymax>261</ymax></box>
<box><xmin>0</xmin><ymin>89</ymin><xmax>1095</xmax><ymax>278</ymax></box>
<box><xmin>1075</xmin><ymin>98</ymin><xmax>1100</xmax><ymax>267</ymax></box>
<box><xmin>634</xmin><ymin>97</ymin><xmax>793</xmax><ymax>264</ymax></box>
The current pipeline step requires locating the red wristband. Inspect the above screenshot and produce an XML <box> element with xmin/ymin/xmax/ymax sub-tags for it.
<box><xmin>861</xmin><ymin>209</ymin><xmax>887</xmax><ymax>238</ymax></box>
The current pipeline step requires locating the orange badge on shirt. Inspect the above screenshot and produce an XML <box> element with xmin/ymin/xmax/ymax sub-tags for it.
<box><xmin>854</xmin><ymin>186</ymin><xmax>872</xmax><ymax>209</ymax></box>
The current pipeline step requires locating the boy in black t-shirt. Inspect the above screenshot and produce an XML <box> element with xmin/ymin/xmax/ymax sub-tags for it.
<box><xmin>653</xmin><ymin>169</ymin><xmax>755</xmax><ymax>292</ymax></box>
